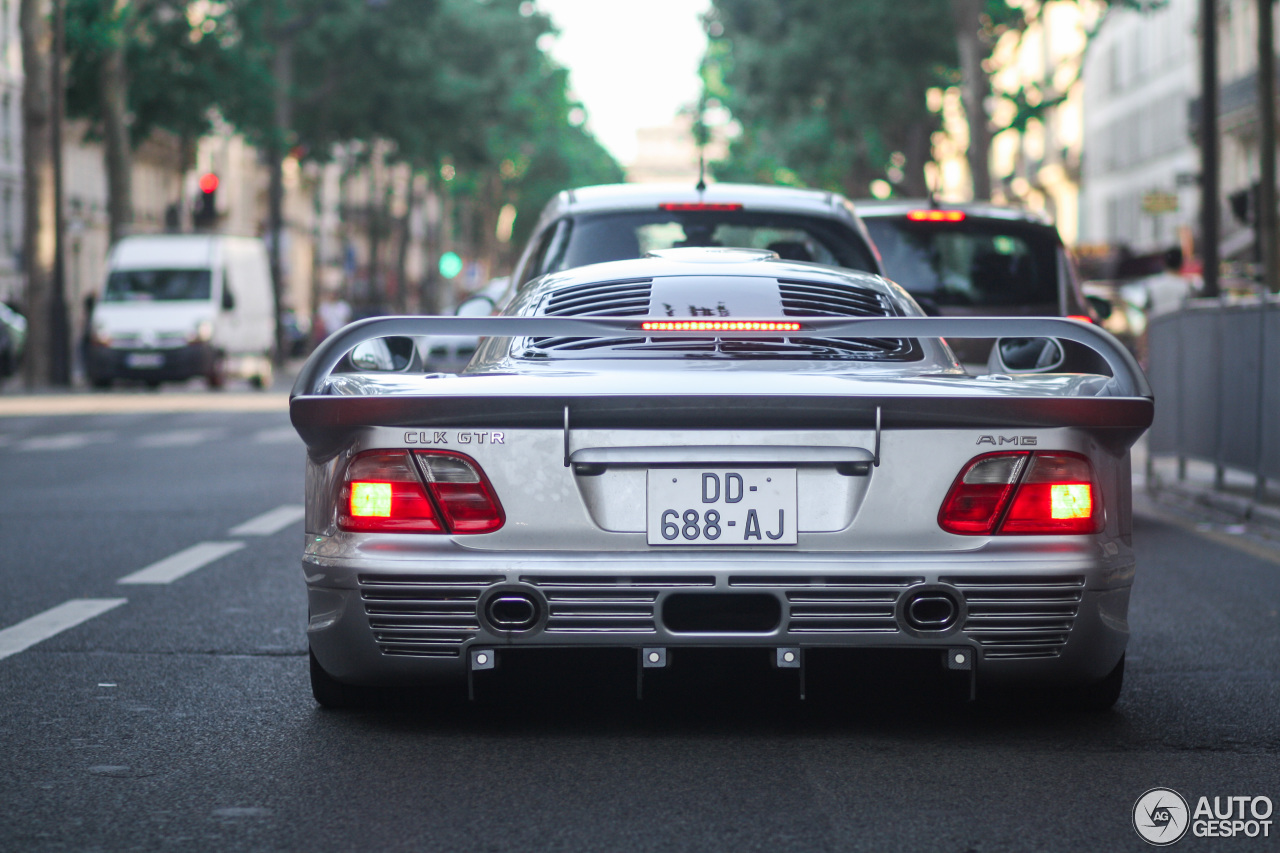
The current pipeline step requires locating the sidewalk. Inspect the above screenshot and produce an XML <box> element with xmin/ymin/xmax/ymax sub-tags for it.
<box><xmin>0</xmin><ymin>359</ymin><xmax>304</xmax><ymax>417</ymax></box>
<box><xmin>1135</xmin><ymin>437</ymin><xmax>1280</xmax><ymax>536</ymax></box>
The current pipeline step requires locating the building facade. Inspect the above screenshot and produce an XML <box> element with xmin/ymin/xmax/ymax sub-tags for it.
<box><xmin>1078</xmin><ymin>0</ymin><xmax>1200</xmax><ymax>261</ymax></box>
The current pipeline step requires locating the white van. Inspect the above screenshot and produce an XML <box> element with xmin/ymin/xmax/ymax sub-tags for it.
<box><xmin>87</xmin><ymin>235</ymin><xmax>275</xmax><ymax>389</ymax></box>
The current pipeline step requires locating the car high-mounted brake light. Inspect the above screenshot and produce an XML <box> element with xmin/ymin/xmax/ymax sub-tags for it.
<box><xmin>1066</xmin><ymin>314</ymin><xmax>1095</xmax><ymax>324</ymax></box>
<box><xmin>939</xmin><ymin>451</ymin><xmax>1100</xmax><ymax>535</ymax></box>
<box><xmin>339</xmin><ymin>450</ymin><xmax>504</xmax><ymax>534</ymax></box>
<box><xmin>658</xmin><ymin>202</ymin><xmax>744</xmax><ymax>211</ymax></box>
<box><xmin>639</xmin><ymin>320</ymin><xmax>803</xmax><ymax>332</ymax></box>
<box><xmin>907</xmin><ymin>210</ymin><xmax>966</xmax><ymax>223</ymax></box>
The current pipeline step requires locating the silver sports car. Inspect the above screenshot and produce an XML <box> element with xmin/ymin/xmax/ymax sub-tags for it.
<box><xmin>291</xmin><ymin>248</ymin><xmax>1152</xmax><ymax>710</ymax></box>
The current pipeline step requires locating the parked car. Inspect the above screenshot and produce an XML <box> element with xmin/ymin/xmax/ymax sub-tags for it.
<box><xmin>87</xmin><ymin>234</ymin><xmax>275</xmax><ymax>389</ymax></box>
<box><xmin>290</xmin><ymin>247</ymin><xmax>1152</xmax><ymax>711</ymax></box>
<box><xmin>507</xmin><ymin>182</ymin><xmax>883</xmax><ymax>295</ymax></box>
<box><xmin>0</xmin><ymin>301</ymin><xmax>26</xmax><ymax>379</ymax></box>
<box><xmin>856</xmin><ymin>200</ymin><xmax>1106</xmax><ymax>362</ymax></box>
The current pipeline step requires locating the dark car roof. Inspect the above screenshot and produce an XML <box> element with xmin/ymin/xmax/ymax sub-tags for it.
<box><xmin>854</xmin><ymin>199</ymin><xmax>1058</xmax><ymax>231</ymax></box>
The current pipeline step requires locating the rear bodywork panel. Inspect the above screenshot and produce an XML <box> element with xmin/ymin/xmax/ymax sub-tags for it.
<box><xmin>292</xmin><ymin>311</ymin><xmax>1151</xmax><ymax>693</ymax></box>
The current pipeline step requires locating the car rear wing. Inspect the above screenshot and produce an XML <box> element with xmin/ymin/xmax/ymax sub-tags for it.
<box><xmin>291</xmin><ymin>316</ymin><xmax>1152</xmax><ymax>456</ymax></box>
<box><xmin>294</xmin><ymin>316</ymin><xmax>1149</xmax><ymax>397</ymax></box>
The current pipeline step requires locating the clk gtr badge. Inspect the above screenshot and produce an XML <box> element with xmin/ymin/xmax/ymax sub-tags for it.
<box><xmin>404</xmin><ymin>431</ymin><xmax>506</xmax><ymax>445</ymax></box>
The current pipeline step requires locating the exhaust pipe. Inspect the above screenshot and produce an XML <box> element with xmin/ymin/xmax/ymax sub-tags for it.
<box><xmin>484</xmin><ymin>592</ymin><xmax>540</xmax><ymax>632</ymax></box>
<box><xmin>900</xmin><ymin>588</ymin><xmax>962</xmax><ymax>633</ymax></box>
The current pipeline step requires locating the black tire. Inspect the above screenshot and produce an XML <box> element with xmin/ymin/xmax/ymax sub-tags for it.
<box><xmin>1066</xmin><ymin>654</ymin><xmax>1125</xmax><ymax>712</ymax></box>
<box><xmin>310</xmin><ymin>649</ymin><xmax>380</xmax><ymax>710</ymax></box>
<box><xmin>91</xmin><ymin>377</ymin><xmax>113</xmax><ymax>390</ymax></box>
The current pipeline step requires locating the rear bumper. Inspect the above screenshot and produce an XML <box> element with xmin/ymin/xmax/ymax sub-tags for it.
<box><xmin>304</xmin><ymin>549</ymin><xmax>1132</xmax><ymax>688</ymax></box>
<box><xmin>87</xmin><ymin>341</ymin><xmax>215</xmax><ymax>382</ymax></box>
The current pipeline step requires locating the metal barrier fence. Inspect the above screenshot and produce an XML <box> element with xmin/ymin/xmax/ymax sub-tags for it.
<box><xmin>1146</xmin><ymin>297</ymin><xmax>1280</xmax><ymax>497</ymax></box>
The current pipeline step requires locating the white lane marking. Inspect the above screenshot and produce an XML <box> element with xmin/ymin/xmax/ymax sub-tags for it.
<box><xmin>117</xmin><ymin>541</ymin><xmax>245</xmax><ymax>585</ymax></box>
<box><xmin>0</xmin><ymin>599</ymin><xmax>127</xmax><ymax>661</ymax></box>
<box><xmin>252</xmin><ymin>426</ymin><xmax>298</xmax><ymax>445</ymax></box>
<box><xmin>136</xmin><ymin>428</ymin><xmax>224</xmax><ymax>448</ymax></box>
<box><xmin>19</xmin><ymin>431</ymin><xmax>115</xmax><ymax>451</ymax></box>
<box><xmin>229</xmin><ymin>504</ymin><xmax>305</xmax><ymax>536</ymax></box>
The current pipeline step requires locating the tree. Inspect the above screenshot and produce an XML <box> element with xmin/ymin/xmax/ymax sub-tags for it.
<box><xmin>704</xmin><ymin>0</ymin><xmax>959</xmax><ymax>197</ymax></box>
<box><xmin>19</xmin><ymin>0</ymin><xmax>58</xmax><ymax>386</ymax></box>
<box><xmin>65</xmin><ymin>0</ymin><xmax>255</xmax><ymax>242</ymax></box>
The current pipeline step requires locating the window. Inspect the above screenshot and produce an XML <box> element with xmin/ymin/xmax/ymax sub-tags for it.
<box><xmin>103</xmin><ymin>269</ymin><xmax>213</xmax><ymax>302</ymax></box>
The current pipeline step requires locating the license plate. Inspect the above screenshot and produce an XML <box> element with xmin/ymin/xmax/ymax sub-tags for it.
<box><xmin>647</xmin><ymin>468</ymin><xmax>797</xmax><ymax>545</ymax></box>
<box><xmin>125</xmin><ymin>352</ymin><xmax>164</xmax><ymax>369</ymax></box>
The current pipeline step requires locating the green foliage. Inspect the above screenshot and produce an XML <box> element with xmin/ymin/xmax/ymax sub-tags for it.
<box><xmin>66</xmin><ymin>0</ymin><xmax>254</xmax><ymax>144</ymax></box>
<box><xmin>704</xmin><ymin>0</ymin><xmax>959</xmax><ymax>196</ymax></box>
<box><xmin>63</xmin><ymin>0</ymin><xmax>620</xmax><ymax>239</ymax></box>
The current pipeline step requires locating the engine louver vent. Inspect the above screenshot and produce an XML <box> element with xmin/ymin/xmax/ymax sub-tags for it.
<box><xmin>523</xmin><ymin>277</ymin><xmax>919</xmax><ymax>361</ymax></box>
<box><xmin>533</xmin><ymin>278</ymin><xmax>653</xmax><ymax>351</ymax></box>
<box><xmin>778</xmin><ymin>279</ymin><xmax>893</xmax><ymax>318</ymax></box>
<box><xmin>776</xmin><ymin>278</ymin><xmax>914</xmax><ymax>359</ymax></box>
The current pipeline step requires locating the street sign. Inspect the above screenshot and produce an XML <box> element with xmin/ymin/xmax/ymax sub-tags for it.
<box><xmin>1142</xmin><ymin>191</ymin><xmax>1179</xmax><ymax>214</ymax></box>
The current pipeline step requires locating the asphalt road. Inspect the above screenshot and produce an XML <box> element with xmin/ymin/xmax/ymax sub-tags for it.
<box><xmin>1</xmin><ymin>404</ymin><xmax>1277</xmax><ymax>852</ymax></box>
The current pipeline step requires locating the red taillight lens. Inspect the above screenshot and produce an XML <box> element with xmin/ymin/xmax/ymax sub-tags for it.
<box><xmin>338</xmin><ymin>450</ymin><xmax>504</xmax><ymax>534</ymax></box>
<box><xmin>938</xmin><ymin>452</ymin><xmax>1028</xmax><ymax>535</ymax></box>
<box><xmin>939</xmin><ymin>451</ymin><xmax>1100</xmax><ymax>536</ymax></box>
<box><xmin>341</xmin><ymin>451</ymin><xmax>443</xmax><ymax>532</ymax></box>
<box><xmin>1066</xmin><ymin>314</ymin><xmax>1094</xmax><ymax>324</ymax></box>
<box><xmin>1001</xmin><ymin>453</ymin><xmax>1100</xmax><ymax>534</ymax></box>
<box><xmin>414</xmin><ymin>452</ymin><xmax>505</xmax><ymax>534</ymax></box>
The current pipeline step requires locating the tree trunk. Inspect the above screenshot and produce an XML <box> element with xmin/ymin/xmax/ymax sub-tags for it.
<box><xmin>951</xmin><ymin>0</ymin><xmax>993</xmax><ymax>200</ymax></box>
<box><xmin>99</xmin><ymin>3</ymin><xmax>132</xmax><ymax>245</ymax></box>
<box><xmin>902</xmin><ymin>120</ymin><xmax>934</xmax><ymax>198</ymax></box>
<box><xmin>393</xmin><ymin>168</ymin><xmax>416</xmax><ymax>314</ymax></box>
<box><xmin>20</xmin><ymin>0</ymin><xmax>56</xmax><ymax>387</ymax></box>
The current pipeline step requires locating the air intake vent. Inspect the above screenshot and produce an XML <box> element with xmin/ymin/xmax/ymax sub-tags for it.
<box><xmin>357</xmin><ymin>574</ymin><xmax>501</xmax><ymax>657</ymax></box>
<box><xmin>942</xmin><ymin>574</ymin><xmax>1085</xmax><ymax>659</ymax></box>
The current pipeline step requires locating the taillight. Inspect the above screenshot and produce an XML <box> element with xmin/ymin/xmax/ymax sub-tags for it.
<box><xmin>339</xmin><ymin>450</ymin><xmax>504</xmax><ymax>534</ymax></box>
<box><xmin>939</xmin><ymin>451</ymin><xmax>1100</xmax><ymax>536</ymax></box>
<box><xmin>1066</xmin><ymin>314</ymin><xmax>1094</xmax><ymax>324</ymax></box>
<box><xmin>907</xmin><ymin>209</ymin><xmax>965</xmax><ymax>222</ymax></box>
<box><xmin>658</xmin><ymin>202</ymin><xmax>743</xmax><ymax>211</ymax></box>
<box><xmin>415</xmin><ymin>452</ymin><xmax>505</xmax><ymax>533</ymax></box>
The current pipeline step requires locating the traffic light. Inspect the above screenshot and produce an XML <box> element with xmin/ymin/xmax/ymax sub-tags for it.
<box><xmin>438</xmin><ymin>251</ymin><xmax>463</xmax><ymax>279</ymax></box>
<box><xmin>194</xmin><ymin>172</ymin><xmax>219</xmax><ymax>228</ymax></box>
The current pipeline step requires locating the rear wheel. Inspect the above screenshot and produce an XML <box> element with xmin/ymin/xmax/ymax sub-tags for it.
<box><xmin>309</xmin><ymin>649</ymin><xmax>381</xmax><ymax>710</ymax></box>
<box><xmin>1065</xmin><ymin>654</ymin><xmax>1125</xmax><ymax>712</ymax></box>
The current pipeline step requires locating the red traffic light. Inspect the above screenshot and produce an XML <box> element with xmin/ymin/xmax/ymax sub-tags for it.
<box><xmin>198</xmin><ymin>173</ymin><xmax>219</xmax><ymax>194</ymax></box>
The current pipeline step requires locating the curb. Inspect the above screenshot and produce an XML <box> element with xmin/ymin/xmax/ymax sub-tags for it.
<box><xmin>1146</xmin><ymin>476</ymin><xmax>1280</xmax><ymax>534</ymax></box>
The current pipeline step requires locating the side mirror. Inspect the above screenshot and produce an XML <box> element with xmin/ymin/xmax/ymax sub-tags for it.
<box><xmin>990</xmin><ymin>337</ymin><xmax>1065</xmax><ymax>373</ymax></box>
<box><xmin>349</xmin><ymin>336</ymin><xmax>417</xmax><ymax>372</ymax></box>
<box><xmin>455</xmin><ymin>295</ymin><xmax>496</xmax><ymax>317</ymax></box>
<box><xmin>1085</xmin><ymin>294</ymin><xmax>1112</xmax><ymax>321</ymax></box>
